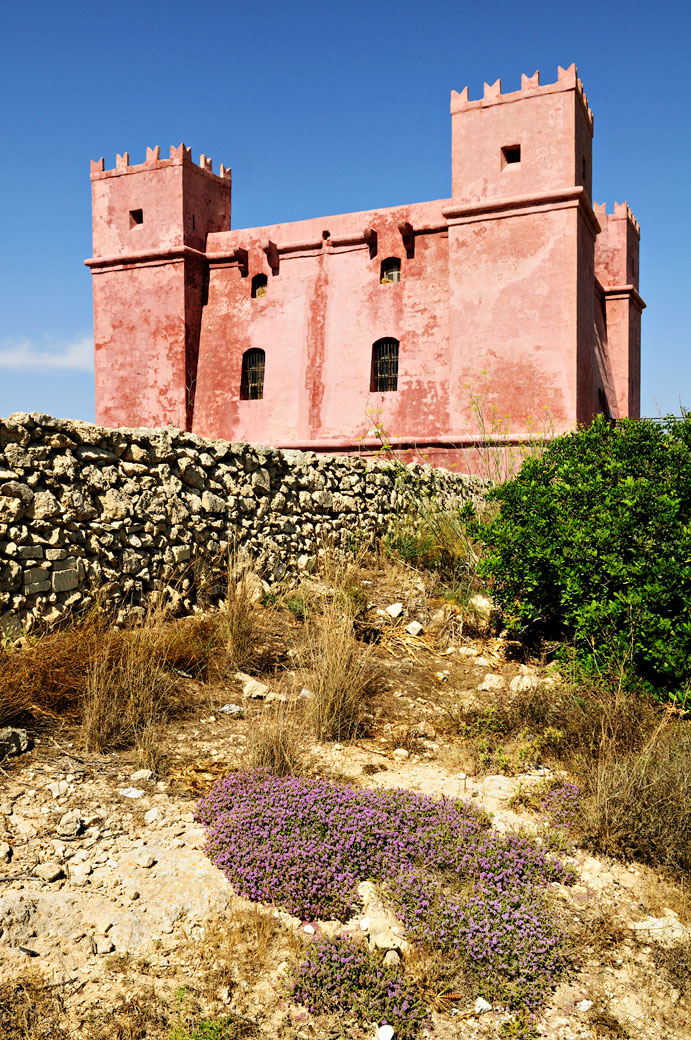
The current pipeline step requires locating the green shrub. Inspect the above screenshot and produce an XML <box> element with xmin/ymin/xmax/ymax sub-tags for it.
<box><xmin>468</xmin><ymin>415</ymin><xmax>691</xmax><ymax>697</ymax></box>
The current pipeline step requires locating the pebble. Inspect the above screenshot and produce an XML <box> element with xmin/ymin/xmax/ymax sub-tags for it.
<box><xmin>46</xmin><ymin>780</ymin><xmax>69</xmax><ymax>798</ymax></box>
<box><xmin>474</xmin><ymin>997</ymin><xmax>492</xmax><ymax>1015</ymax></box>
<box><xmin>392</xmin><ymin>748</ymin><xmax>409</xmax><ymax>761</ymax></box>
<box><xmin>130</xmin><ymin>769</ymin><xmax>153</xmax><ymax>782</ymax></box>
<box><xmin>119</xmin><ymin>788</ymin><xmax>145</xmax><ymax>799</ymax></box>
<box><xmin>576</xmin><ymin>999</ymin><xmax>593</xmax><ymax>1012</ymax></box>
<box><xmin>0</xmin><ymin>841</ymin><xmax>12</xmax><ymax>862</ymax></box>
<box><xmin>57</xmin><ymin>809</ymin><xmax>83</xmax><ymax>837</ymax></box>
<box><xmin>134</xmin><ymin>850</ymin><xmax>157</xmax><ymax>869</ymax></box>
<box><xmin>218</xmin><ymin>703</ymin><xmax>244</xmax><ymax>715</ymax></box>
<box><xmin>509</xmin><ymin>674</ymin><xmax>540</xmax><ymax>693</ymax></box>
<box><xmin>377</xmin><ymin>1026</ymin><xmax>395</xmax><ymax>1040</ymax></box>
<box><xmin>477</xmin><ymin>673</ymin><xmax>506</xmax><ymax>692</ymax></box>
<box><xmin>303</xmin><ymin>924</ymin><xmax>315</xmax><ymax>934</ymax></box>
<box><xmin>243</xmin><ymin>678</ymin><xmax>269</xmax><ymax>700</ymax></box>
<box><xmin>386</xmin><ymin>603</ymin><xmax>404</xmax><ymax>619</ymax></box>
<box><xmin>34</xmin><ymin>862</ymin><xmax>63</xmax><ymax>882</ymax></box>
<box><xmin>144</xmin><ymin>807</ymin><xmax>162</xmax><ymax>825</ymax></box>
<box><xmin>69</xmin><ymin>864</ymin><xmax>92</xmax><ymax>885</ymax></box>
<box><xmin>383</xmin><ymin>950</ymin><xmax>401</xmax><ymax>967</ymax></box>
<box><xmin>405</xmin><ymin>620</ymin><xmax>423</xmax><ymax>636</ymax></box>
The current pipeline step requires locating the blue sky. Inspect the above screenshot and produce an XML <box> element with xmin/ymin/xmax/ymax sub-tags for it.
<box><xmin>1</xmin><ymin>0</ymin><xmax>689</xmax><ymax>421</ymax></box>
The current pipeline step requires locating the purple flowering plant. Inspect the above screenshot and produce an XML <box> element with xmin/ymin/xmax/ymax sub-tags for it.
<box><xmin>196</xmin><ymin>771</ymin><xmax>578</xmax><ymax>1022</ymax></box>
<box><xmin>289</xmin><ymin>933</ymin><xmax>428</xmax><ymax>1040</ymax></box>
<box><xmin>540</xmin><ymin>782</ymin><xmax>581</xmax><ymax>833</ymax></box>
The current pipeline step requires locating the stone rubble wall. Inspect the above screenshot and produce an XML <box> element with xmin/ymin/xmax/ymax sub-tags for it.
<box><xmin>0</xmin><ymin>414</ymin><xmax>482</xmax><ymax>637</ymax></box>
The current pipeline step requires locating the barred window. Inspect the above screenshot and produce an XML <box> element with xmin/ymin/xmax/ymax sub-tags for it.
<box><xmin>371</xmin><ymin>338</ymin><xmax>399</xmax><ymax>392</ymax></box>
<box><xmin>240</xmin><ymin>349</ymin><xmax>265</xmax><ymax>400</ymax></box>
<box><xmin>251</xmin><ymin>273</ymin><xmax>268</xmax><ymax>298</ymax></box>
<box><xmin>380</xmin><ymin>257</ymin><xmax>401</xmax><ymax>284</ymax></box>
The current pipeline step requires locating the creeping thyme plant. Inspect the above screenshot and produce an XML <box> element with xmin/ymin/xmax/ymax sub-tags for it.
<box><xmin>197</xmin><ymin>772</ymin><xmax>577</xmax><ymax>1032</ymax></box>
<box><xmin>290</xmin><ymin>933</ymin><xmax>429</xmax><ymax>1040</ymax></box>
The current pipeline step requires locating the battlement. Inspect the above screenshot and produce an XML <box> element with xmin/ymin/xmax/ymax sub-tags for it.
<box><xmin>89</xmin><ymin>143</ymin><xmax>231</xmax><ymax>181</ymax></box>
<box><xmin>450</xmin><ymin>63</ymin><xmax>593</xmax><ymax>128</ymax></box>
<box><xmin>593</xmin><ymin>201</ymin><xmax>641</xmax><ymax>237</ymax></box>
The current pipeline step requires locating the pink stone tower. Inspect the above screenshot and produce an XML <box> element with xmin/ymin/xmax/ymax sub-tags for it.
<box><xmin>87</xmin><ymin>65</ymin><xmax>643</xmax><ymax>470</ymax></box>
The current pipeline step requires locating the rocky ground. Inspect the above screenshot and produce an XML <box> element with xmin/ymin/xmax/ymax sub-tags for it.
<box><xmin>1</xmin><ymin>590</ymin><xmax>690</xmax><ymax>1040</ymax></box>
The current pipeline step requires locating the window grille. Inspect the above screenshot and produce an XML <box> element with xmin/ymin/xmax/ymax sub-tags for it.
<box><xmin>380</xmin><ymin>257</ymin><xmax>401</xmax><ymax>284</ymax></box>
<box><xmin>371</xmin><ymin>338</ymin><xmax>399</xmax><ymax>392</ymax></box>
<box><xmin>241</xmin><ymin>349</ymin><xmax>265</xmax><ymax>400</ymax></box>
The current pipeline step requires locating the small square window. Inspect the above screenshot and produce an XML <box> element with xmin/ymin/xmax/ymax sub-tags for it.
<box><xmin>129</xmin><ymin>209</ymin><xmax>143</xmax><ymax>228</ymax></box>
<box><xmin>501</xmin><ymin>145</ymin><xmax>521</xmax><ymax>167</ymax></box>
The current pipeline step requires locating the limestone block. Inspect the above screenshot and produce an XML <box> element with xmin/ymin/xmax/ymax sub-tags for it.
<box><xmin>0</xmin><ymin>480</ymin><xmax>34</xmax><ymax>504</ymax></box>
<box><xmin>0</xmin><ymin>561</ymin><xmax>22</xmax><ymax>592</ymax></box>
<box><xmin>0</xmin><ymin>611</ymin><xmax>22</xmax><ymax>640</ymax></box>
<box><xmin>29</xmin><ymin>490</ymin><xmax>60</xmax><ymax>519</ymax></box>
<box><xmin>201</xmin><ymin>491</ymin><xmax>226</xmax><ymax>513</ymax></box>
<box><xmin>100</xmin><ymin>488</ymin><xmax>131</xmax><ymax>519</ymax></box>
<box><xmin>0</xmin><ymin>496</ymin><xmax>24</xmax><ymax>523</ymax></box>
<box><xmin>52</xmin><ymin>568</ymin><xmax>79</xmax><ymax>593</ymax></box>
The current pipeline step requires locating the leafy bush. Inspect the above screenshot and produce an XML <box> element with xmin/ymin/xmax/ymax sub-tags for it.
<box><xmin>290</xmin><ymin>934</ymin><xmax>428</xmax><ymax>1039</ymax></box>
<box><xmin>469</xmin><ymin>415</ymin><xmax>691</xmax><ymax>695</ymax></box>
<box><xmin>197</xmin><ymin>773</ymin><xmax>576</xmax><ymax>1014</ymax></box>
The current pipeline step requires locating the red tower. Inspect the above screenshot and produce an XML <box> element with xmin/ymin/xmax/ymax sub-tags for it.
<box><xmin>87</xmin><ymin>145</ymin><xmax>231</xmax><ymax>431</ymax></box>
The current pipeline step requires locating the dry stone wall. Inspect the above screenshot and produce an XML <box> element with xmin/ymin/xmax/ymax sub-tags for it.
<box><xmin>0</xmin><ymin>414</ymin><xmax>482</xmax><ymax>636</ymax></box>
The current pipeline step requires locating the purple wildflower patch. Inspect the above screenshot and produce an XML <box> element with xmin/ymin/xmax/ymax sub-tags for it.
<box><xmin>196</xmin><ymin>771</ymin><xmax>578</xmax><ymax>1021</ymax></box>
<box><xmin>540</xmin><ymin>782</ymin><xmax>581</xmax><ymax>833</ymax></box>
<box><xmin>290</xmin><ymin>934</ymin><xmax>428</xmax><ymax>1040</ymax></box>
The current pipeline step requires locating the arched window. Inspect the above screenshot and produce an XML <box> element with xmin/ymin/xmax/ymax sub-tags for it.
<box><xmin>371</xmin><ymin>338</ymin><xmax>399</xmax><ymax>392</ymax></box>
<box><xmin>251</xmin><ymin>273</ymin><xmax>268</xmax><ymax>298</ymax></box>
<box><xmin>240</xmin><ymin>349</ymin><xmax>265</xmax><ymax>400</ymax></box>
<box><xmin>380</xmin><ymin>257</ymin><xmax>401</xmax><ymax>284</ymax></box>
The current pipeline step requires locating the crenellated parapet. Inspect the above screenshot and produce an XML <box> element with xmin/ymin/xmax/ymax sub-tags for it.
<box><xmin>593</xmin><ymin>201</ymin><xmax>640</xmax><ymax>238</ymax></box>
<box><xmin>89</xmin><ymin>144</ymin><xmax>231</xmax><ymax>181</ymax></box>
<box><xmin>451</xmin><ymin>63</ymin><xmax>593</xmax><ymax>128</ymax></box>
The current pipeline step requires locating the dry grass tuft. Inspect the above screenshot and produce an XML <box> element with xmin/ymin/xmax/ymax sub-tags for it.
<box><xmin>221</xmin><ymin>569</ymin><xmax>260</xmax><ymax>672</ymax></box>
<box><xmin>0</xmin><ymin>612</ymin><xmax>112</xmax><ymax>726</ymax></box>
<box><xmin>440</xmin><ymin>668</ymin><xmax>663</xmax><ymax>776</ymax></box>
<box><xmin>0</xmin><ymin>970</ymin><xmax>70</xmax><ymax>1040</ymax></box>
<box><xmin>248</xmin><ymin>703</ymin><xmax>310</xmax><ymax>776</ymax></box>
<box><xmin>405</xmin><ymin>942</ymin><xmax>472</xmax><ymax>1013</ymax></box>
<box><xmin>580</xmin><ymin>719</ymin><xmax>691</xmax><ymax>875</ymax></box>
<box><xmin>304</xmin><ymin>597</ymin><xmax>380</xmax><ymax>742</ymax></box>
<box><xmin>186</xmin><ymin>904</ymin><xmax>296</xmax><ymax>1001</ymax></box>
<box><xmin>80</xmin><ymin>620</ymin><xmax>183</xmax><ymax>762</ymax></box>
<box><xmin>653</xmin><ymin>933</ymin><xmax>691</xmax><ymax>997</ymax></box>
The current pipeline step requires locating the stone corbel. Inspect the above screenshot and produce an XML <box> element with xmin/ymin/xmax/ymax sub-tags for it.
<box><xmin>263</xmin><ymin>240</ymin><xmax>280</xmax><ymax>273</ymax></box>
<box><xmin>398</xmin><ymin>221</ymin><xmax>415</xmax><ymax>259</ymax></box>
<box><xmin>232</xmin><ymin>248</ymin><xmax>249</xmax><ymax>277</ymax></box>
<box><xmin>364</xmin><ymin>227</ymin><xmax>378</xmax><ymax>259</ymax></box>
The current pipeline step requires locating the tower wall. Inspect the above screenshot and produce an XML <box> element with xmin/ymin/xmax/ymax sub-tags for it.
<box><xmin>594</xmin><ymin>203</ymin><xmax>644</xmax><ymax>418</ymax></box>
<box><xmin>87</xmin><ymin>147</ymin><xmax>231</xmax><ymax>431</ymax></box>
<box><xmin>446</xmin><ymin>65</ymin><xmax>598</xmax><ymax>437</ymax></box>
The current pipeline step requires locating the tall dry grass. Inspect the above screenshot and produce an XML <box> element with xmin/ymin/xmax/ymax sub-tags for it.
<box><xmin>580</xmin><ymin>718</ymin><xmax>691</xmax><ymax>875</ymax></box>
<box><xmin>304</xmin><ymin>593</ymin><xmax>379</xmax><ymax>742</ymax></box>
<box><xmin>248</xmin><ymin>702</ymin><xmax>310</xmax><ymax>776</ymax></box>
